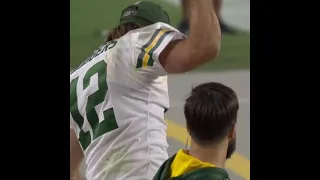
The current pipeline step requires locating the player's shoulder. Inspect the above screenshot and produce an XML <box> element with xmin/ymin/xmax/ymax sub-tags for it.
<box><xmin>126</xmin><ymin>22</ymin><xmax>184</xmax><ymax>43</ymax></box>
<box><xmin>138</xmin><ymin>22</ymin><xmax>180</xmax><ymax>33</ymax></box>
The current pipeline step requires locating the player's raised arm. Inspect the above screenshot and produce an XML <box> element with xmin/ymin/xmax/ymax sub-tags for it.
<box><xmin>159</xmin><ymin>0</ymin><xmax>221</xmax><ymax>73</ymax></box>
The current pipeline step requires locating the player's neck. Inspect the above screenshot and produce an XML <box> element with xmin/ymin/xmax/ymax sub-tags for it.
<box><xmin>188</xmin><ymin>142</ymin><xmax>228</xmax><ymax>168</ymax></box>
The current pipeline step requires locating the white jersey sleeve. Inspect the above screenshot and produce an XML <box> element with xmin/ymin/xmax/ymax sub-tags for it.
<box><xmin>133</xmin><ymin>23</ymin><xmax>185</xmax><ymax>76</ymax></box>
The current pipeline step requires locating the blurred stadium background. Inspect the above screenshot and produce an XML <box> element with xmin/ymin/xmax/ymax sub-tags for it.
<box><xmin>71</xmin><ymin>0</ymin><xmax>250</xmax><ymax>179</ymax></box>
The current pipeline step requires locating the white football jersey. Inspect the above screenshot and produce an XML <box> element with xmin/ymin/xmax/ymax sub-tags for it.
<box><xmin>70</xmin><ymin>22</ymin><xmax>185</xmax><ymax>180</ymax></box>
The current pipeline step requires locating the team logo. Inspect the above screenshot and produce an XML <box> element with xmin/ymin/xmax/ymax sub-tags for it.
<box><xmin>122</xmin><ymin>4</ymin><xmax>138</xmax><ymax>18</ymax></box>
<box><xmin>133</xmin><ymin>1</ymin><xmax>142</xmax><ymax>5</ymax></box>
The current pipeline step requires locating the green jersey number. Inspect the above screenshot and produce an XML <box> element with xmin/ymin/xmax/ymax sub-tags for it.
<box><xmin>70</xmin><ymin>60</ymin><xmax>118</xmax><ymax>150</ymax></box>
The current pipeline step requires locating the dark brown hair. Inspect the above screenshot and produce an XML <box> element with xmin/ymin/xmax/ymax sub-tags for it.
<box><xmin>184</xmin><ymin>82</ymin><xmax>239</xmax><ymax>146</ymax></box>
<box><xmin>106</xmin><ymin>22</ymin><xmax>142</xmax><ymax>42</ymax></box>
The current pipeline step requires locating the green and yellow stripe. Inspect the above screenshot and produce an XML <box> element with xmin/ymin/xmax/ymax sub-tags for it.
<box><xmin>136</xmin><ymin>29</ymin><xmax>173</xmax><ymax>68</ymax></box>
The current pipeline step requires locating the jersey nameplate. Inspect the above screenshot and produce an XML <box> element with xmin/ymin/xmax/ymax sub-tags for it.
<box><xmin>71</xmin><ymin>40</ymin><xmax>117</xmax><ymax>74</ymax></box>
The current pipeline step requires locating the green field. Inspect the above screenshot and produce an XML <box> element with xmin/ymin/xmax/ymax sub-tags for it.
<box><xmin>70</xmin><ymin>0</ymin><xmax>250</xmax><ymax>71</ymax></box>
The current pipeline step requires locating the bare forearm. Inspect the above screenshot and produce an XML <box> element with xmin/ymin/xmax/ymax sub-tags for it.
<box><xmin>188</xmin><ymin>0</ymin><xmax>221</xmax><ymax>61</ymax></box>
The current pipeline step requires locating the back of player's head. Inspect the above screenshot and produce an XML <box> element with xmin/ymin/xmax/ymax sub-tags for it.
<box><xmin>184</xmin><ymin>82</ymin><xmax>239</xmax><ymax>146</ymax></box>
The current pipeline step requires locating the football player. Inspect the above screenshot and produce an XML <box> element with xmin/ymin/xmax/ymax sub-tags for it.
<box><xmin>70</xmin><ymin>1</ymin><xmax>221</xmax><ymax>180</ymax></box>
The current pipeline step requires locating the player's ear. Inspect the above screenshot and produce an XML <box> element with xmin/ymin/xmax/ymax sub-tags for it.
<box><xmin>186</xmin><ymin>127</ymin><xmax>191</xmax><ymax>135</ymax></box>
<box><xmin>228</xmin><ymin>123</ymin><xmax>236</xmax><ymax>140</ymax></box>
<box><xmin>185</xmin><ymin>127</ymin><xmax>192</xmax><ymax>149</ymax></box>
